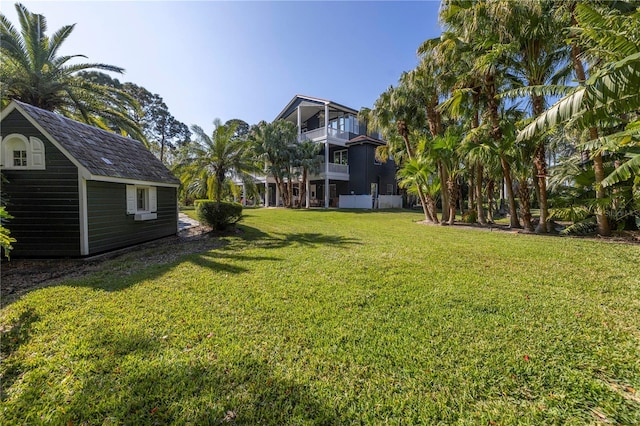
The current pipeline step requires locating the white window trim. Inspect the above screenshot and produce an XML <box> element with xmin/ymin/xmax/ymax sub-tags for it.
<box><xmin>0</xmin><ymin>134</ymin><xmax>46</xmax><ymax>170</ymax></box>
<box><xmin>126</xmin><ymin>185</ymin><xmax>157</xmax><ymax>221</ymax></box>
<box><xmin>334</xmin><ymin>149</ymin><xmax>348</xmax><ymax>165</ymax></box>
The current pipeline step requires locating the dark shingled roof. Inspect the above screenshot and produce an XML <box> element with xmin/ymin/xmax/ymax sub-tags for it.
<box><xmin>13</xmin><ymin>100</ymin><xmax>179</xmax><ymax>185</ymax></box>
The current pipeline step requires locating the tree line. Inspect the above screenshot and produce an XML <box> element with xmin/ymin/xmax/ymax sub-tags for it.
<box><xmin>362</xmin><ymin>0</ymin><xmax>639</xmax><ymax>235</ymax></box>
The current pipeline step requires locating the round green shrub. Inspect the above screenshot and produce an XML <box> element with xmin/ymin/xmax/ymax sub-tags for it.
<box><xmin>196</xmin><ymin>201</ymin><xmax>243</xmax><ymax>231</ymax></box>
<box><xmin>462</xmin><ymin>210</ymin><xmax>478</xmax><ymax>224</ymax></box>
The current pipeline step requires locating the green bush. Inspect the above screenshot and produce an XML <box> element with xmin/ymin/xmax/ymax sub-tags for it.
<box><xmin>462</xmin><ymin>210</ymin><xmax>478</xmax><ymax>223</ymax></box>
<box><xmin>196</xmin><ymin>201</ymin><xmax>243</xmax><ymax>231</ymax></box>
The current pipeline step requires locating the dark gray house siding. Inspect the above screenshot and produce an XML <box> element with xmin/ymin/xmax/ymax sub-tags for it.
<box><xmin>346</xmin><ymin>144</ymin><xmax>396</xmax><ymax>195</ymax></box>
<box><xmin>1</xmin><ymin>101</ymin><xmax>180</xmax><ymax>257</ymax></box>
<box><xmin>1</xmin><ymin>110</ymin><xmax>81</xmax><ymax>257</ymax></box>
<box><xmin>87</xmin><ymin>181</ymin><xmax>177</xmax><ymax>254</ymax></box>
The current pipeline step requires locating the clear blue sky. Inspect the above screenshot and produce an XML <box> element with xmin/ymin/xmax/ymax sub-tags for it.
<box><xmin>1</xmin><ymin>1</ymin><xmax>443</xmax><ymax>133</ymax></box>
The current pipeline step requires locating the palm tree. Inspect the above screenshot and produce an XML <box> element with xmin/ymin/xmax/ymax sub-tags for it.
<box><xmin>295</xmin><ymin>140</ymin><xmax>321</xmax><ymax>209</ymax></box>
<box><xmin>518</xmin><ymin>3</ymin><xmax>640</xmax><ymax>231</ymax></box>
<box><xmin>175</xmin><ymin>119</ymin><xmax>257</xmax><ymax>203</ymax></box>
<box><xmin>251</xmin><ymin>120</ymin><xmax>299</xmax><ymax>208</ymax></box>
<box><xmin>0</xmin><ymin>3</ymin><xmax>141</xmax><ymax>138</ymax></box>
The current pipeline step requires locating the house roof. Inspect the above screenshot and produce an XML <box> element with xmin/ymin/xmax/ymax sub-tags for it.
<box><xmin>275</xmin><ymin>94</ymin><xmax>359</xmax><ymax>123</ymax></box>
<box><xmin>3</xmin><ymin>100</ymin><xmax>179</xmax><ymax>186</ymax></box>
<box><xmin>346</xmin><ymin>135</ymin><xmax>386</xmax><ymax>146</ymax></box>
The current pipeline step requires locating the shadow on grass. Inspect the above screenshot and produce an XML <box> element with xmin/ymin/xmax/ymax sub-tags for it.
<box><xmin>5</xmin><ymin>326</ymin><xmax>339</xmax><ymax>424</ymax></box>
<box><xmin>0</xmin><ymin>307</ymin><xmax>39</xmax><ymax>400</ymax></box>
<box><xmin>187</xmin><ymin>251</ymin><xmax>283</xmax><ymax>274</ymax></box>
<box><xmin>239</xmin><ymin>225</ymin><xmax>361</xmax><ymax>250</ymax></box>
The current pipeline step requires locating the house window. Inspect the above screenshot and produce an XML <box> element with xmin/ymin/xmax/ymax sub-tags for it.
<box><xmin>13</xmin><ymin>150</ymin><xmax>27</xmax><ymax>167</ymax></box>
<box><xmin>137</xmin><ymin>188</ymin><xmax>148</xmax><ymax>211</ymax></box>
<box><xmin>1</xmin><ymin>134</ymin><xmax>45</xmax><ymax>170</ymax></box>
<box><xmin>334</xmin><ymin>150</ymin><xmax>348</xmax><ymax>165</ymax></box>
<box><xmin>127</xmin><ymin>185</ymin><xmax>157</xmax><ymax>220</ymax></box>
<box><xmin>387</xmin><ymin>184</ymin><xmax>394</xmax><ymax>195</ymax></box>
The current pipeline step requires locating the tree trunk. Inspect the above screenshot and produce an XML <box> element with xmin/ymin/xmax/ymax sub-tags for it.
<box><xmin>398</xmin><ymin>121</ymin><xmax>433</xmax><ymax>223</ymax></box>
<box><xmin>468</xmin><ymin>171</ymin><xmax>474</xmax><ymax>214</ymax></box>
<box><xmin>570</xmin><ymin>30</ymin><xmax>611</xmax><ymax>236</ymax></box>
<box><xmin>500</xmin><ymin>155</ymin><xmax>521</xmax><ymax>228</ymax></box>
<box><xmin>439</xmin><ymin>161</ymin><xmax>450</xmax><ymax>223</ymax></box>
<box><xmin>299</xmin><ymin>169</ymin><xmax>307</xmax><ymax>209</ymax></box>
<box><xmin>518</xmin><ymin>178</ymin><xmax>534</xmax><ymax>231</ymax></box>
<box><xmin>475</xmin><ymin>165</ymin><xmax>486</xmax><ymax>225</ymax></box>
<box><xmin>487</xmin><ymin>179</ymin><xmax>495</xmax><ymax>223</ymax></box>
<box><xmin>533</xmin><ymin>141</ymin><xmax>549</xmax><ymax>233</ymax></box>
<box><xmin>447</xmin><ymin>176</ymin><xmax>458</xmax><ymax>225</ymax></box>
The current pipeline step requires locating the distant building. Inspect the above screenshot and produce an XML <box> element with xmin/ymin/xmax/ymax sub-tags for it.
<box><xmin>253</xmin><ymin>95</ymin><xmax>399</xmax><ymax>208</ymax></box>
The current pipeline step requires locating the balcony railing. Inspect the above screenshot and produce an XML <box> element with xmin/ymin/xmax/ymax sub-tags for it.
<box><xmin>321</xmin><ymin>162</ymin><xmax>349</xmax><ymax>174</ymax></box>
<box><xmin>299</xmin><ymin>127</ymin><xmax>351</xmax><ymax>142</ymax></box>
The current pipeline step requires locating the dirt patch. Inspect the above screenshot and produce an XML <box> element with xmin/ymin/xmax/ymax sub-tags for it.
<box><xmin>1</xmin><ymin>226</ymin><xmax>219</xmax><ymax>305</ymax></box>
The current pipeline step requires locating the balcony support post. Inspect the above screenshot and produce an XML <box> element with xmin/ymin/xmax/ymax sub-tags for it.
<box><xmin>297</xmin><ymin>105</ymin><xmax>301</xmax><ymax>137</ymax></box>
<box><xmin>324</xmin><ymin>103</ymin><xmax>330</xmax><ymax>208</ymax></box>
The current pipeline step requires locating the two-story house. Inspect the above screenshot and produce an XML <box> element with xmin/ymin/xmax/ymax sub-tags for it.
<box><xmin>259</xmin><ymin>95</ymin><xmax>398</xmax><ymax>208</ymax></box>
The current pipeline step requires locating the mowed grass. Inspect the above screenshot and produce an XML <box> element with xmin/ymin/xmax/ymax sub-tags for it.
<box><xmin>1</xmin><ymin>209</ymin><xmax>639</xmax><ymax>424</ymax></box>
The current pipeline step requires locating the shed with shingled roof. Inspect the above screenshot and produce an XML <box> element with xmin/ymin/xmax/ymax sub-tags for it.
<box><xmin>1</xmin><ymin>100</ymin><xmax>179</xmax><ymax>257</ymax></box>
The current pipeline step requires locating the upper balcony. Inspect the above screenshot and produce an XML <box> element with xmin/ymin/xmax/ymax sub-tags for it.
<box><xmin>298</xmin><ymin>127</ymin><xmax>353</xmax><ymax>146</ymax></box>
<box><xmin>308</xmin><ymin>161</ymin><xmax>350</xmax><ymax>181</ymax></box>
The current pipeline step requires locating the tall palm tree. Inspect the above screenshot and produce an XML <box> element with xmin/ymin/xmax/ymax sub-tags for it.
<box><xmin>251</xmin><ymin>120</ymin><xmax>299</xmax><ymax>208</ymax></box>
<box><xmin>364</xmin><ymin>82</ymin><xmax>438</xmax><ymax>222</ymax></box>
<box><xmin>175</xmin><ymin>120</ymin><xmax>257</xmax><ymax>203</ymax></box>
<box><xmin>295</xmin><ymin>140</ymin><xmax>321</xmax><ymax>209</ymax></box>
<box><xmin>0</xmin><ymin>3</ymin><xmax>141</xmax><ymax>139</ymax></box>
<box><xmin>518</xmin><ymin>3</ymin><xmax>640</xmax><ymax>231</ymax></box>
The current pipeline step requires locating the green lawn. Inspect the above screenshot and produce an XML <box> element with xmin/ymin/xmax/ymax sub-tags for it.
<box><xmin>1</xmin><ymin>209</ymin><xmax>639</xmax><ymax>424</ymax></box>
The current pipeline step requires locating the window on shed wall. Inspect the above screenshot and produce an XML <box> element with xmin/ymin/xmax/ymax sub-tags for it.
<box><xmin>127</xmin><ymin>185</ymin><xmax>158</xmax><ymax>220</ymax></box>
<box><xmin>13</xmin><ymin>149</ymin><xmax>27</xmax><ymax>167</ymax></box>
<box><xmin>1</xmin><ymin>134</ymin><xmax>45</xmax><ymax>170</ymax></box>
<box><xmin>137</xmin><ymin>188</ymin><xmax>148</xmax><ymax>211</ymax></box>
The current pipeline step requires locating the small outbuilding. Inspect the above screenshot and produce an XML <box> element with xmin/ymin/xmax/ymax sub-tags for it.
<box><xmin>0</xmin><ymin>100</ymin><xmax>180</xmax><ymax>257</ymax></box>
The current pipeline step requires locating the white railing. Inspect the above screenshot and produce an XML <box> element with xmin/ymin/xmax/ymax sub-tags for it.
<box><xmin>299</xmin><ymin>127</ymin><xmax>351</xmax><ymax>142</ymax></box>
<box><xmin>322</xmin><ymin>162</ymin><xmax>349</xmax><ymax>174</ymax></box>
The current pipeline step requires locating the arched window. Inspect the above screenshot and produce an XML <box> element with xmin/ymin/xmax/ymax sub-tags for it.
<box><xmin>1</xmin><ymin>134</ymin><xmax>46</xmax><ymax>170</ymax></box>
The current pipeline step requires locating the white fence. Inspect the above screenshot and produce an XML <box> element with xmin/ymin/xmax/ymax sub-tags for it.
<box><xmin>339</xmin><ymin>195</ymin><xmax>373</xmax><ymax>209</ymax></box>
<box><xmin>338</xmin><ymin>194</ymin><xmax>403</xmax><ymax>209</ymax></box>
<box><xmin>377</xmin><ymin>195</ymin><xmax>403</xmax><ymax>209</ymax></box>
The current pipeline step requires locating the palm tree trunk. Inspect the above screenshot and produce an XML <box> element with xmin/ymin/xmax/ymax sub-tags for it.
<box><xmin>500</xmin><ymin>155</ymin><xmax>521</xmax><ymax>228</ymax></box>
<box><xmin>571</xmin><ymin>35</ymin><xmax>611</xmax><ymax>236</ymax></box>
<box><xmin>447</xmin><ymin>176</ymin><xmax>458</xmax><ymax>225</ymax></box>
<box><xmin>475</xmin><ymin>165</ymin><xmax>486</xmax><ymax>225</ymax></box>
<box><xmin>398</xmin><ymin>122</ymin><xmax>433</xmax><ymax>223</ymax></box>
<box><xmin>533</xmin><ymin>142</ymin><xmax>549</xmax><ymax>233</ymax></box>
<box><xmin>487</xmin><ymin>179</ymin><xmax>495</xmax><ymax>223</ymax></box>
<box><xmin>439</xmin><ymin>161</ymin><xmax>450</xmax><ymax>223</ymax></box>
<box><xmin>518</xmin><ymin>178</ymin><xmax>534</xmax><ymax>231</ymax></box>
<box><xmin>299</xmin><ymin>169</ymin><xmax>307</xmax><ymax>209</ymax></box>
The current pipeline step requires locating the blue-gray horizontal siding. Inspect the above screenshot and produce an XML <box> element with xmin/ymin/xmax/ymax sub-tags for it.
<box><xmin>86</xmin><ymin>181</ymin><xmax>177</xmax><ymax>254</ymax></box>
<box><xmin>1</xmin><ymin>110</ymin><xmax>81</xmax><ymax>257</ymax></box>
<box><xmin>347</xmin><ymin>144</ymin><xmax>397</xmax><ymax>195</ymax></box>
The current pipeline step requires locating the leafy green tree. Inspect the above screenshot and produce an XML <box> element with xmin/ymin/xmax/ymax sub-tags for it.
<box><xmin>251</xmin><ymin>120</ymin><xmax>299</xmax><ymax>208</ymax></box>
<box><xmin>175</xmin><ymin>119</ymin><xmax>257</xmax><ymax>203</ymax></box>
<box><xmin>0</xmin><ymin>3</ymin><xmax>141</xmax><ymax>139</ymax></box>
